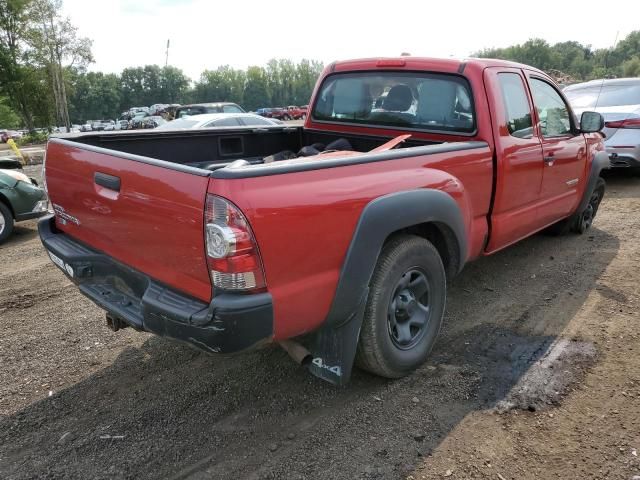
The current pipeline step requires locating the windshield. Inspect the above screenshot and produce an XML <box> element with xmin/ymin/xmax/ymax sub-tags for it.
<box><xmin>565</xmin><ymin>83</ymin><xmax>640</xmax><ymax>108</ymax></box>
<box><xmin>312</xmin><ymin>71</ymin><xmax>475</xmax><ymax>134</ymax></box>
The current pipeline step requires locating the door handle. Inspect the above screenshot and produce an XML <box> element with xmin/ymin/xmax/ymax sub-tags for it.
<box><xmin>94</xmin><ymin>172</ymin><xmax>121</xmax><ymax>191</ymax></box>
<box><xmin>543</xmin><ymin>154</ymin><xmax>555</xmax><ymax>164</ymax></box>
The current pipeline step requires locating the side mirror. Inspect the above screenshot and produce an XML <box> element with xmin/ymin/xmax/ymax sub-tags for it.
<box><xmin>580</xmin><ymin>111</ymin><xmax>604</xmax><ymax>133</ymax></box>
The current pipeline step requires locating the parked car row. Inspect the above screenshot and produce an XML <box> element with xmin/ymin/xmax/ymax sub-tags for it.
<box><xmin>0</xmin><ymin>130</ymin><xmax>24</xmax><ymax>143</ymax></box>
<box><xmin>256</xmin><ymin>105</ymin><xmax>308</xmax><ymax>120</ymax></box>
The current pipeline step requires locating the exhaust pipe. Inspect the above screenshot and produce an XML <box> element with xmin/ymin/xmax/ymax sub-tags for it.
<box><xmin>279</xmin><ymin>339</ymin><xmax>312</xmax><ymax>365</ymax></box>
<box><xmin>106</xmin><ymin>313</ymin><xmax>129</xmax><ymax>332</ymax></box>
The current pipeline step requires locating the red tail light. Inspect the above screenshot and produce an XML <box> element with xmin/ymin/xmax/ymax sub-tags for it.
<box><xmin>205</xmin><ymin>195</ymin><xmax>266</xmax><ymax>292</ymax></box>
<box><xmin>605</xmin><ymin>118</ymin><xmax>640</xmax><ymax>129</ymax></box>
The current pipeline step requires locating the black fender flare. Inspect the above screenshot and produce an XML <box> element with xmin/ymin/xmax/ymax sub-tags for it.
<box><xmin>577</xmin><ymin>150</ymin><xmax>609</xmax><ymax>213</ymax></box>
<box><xmin>306</xmin><ymin>189</ymin><xmax>467</xmax><ymax>385</ymax></box>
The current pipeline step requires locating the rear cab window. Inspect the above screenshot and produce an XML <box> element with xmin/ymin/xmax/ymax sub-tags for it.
<box><xmin>311</xmin><ymin>71</ymin><xmax>476</xmax><ymax>134</ymax></box>
<box><xmin>178</xmin><ymin>107</ymin><xmax>208</xmax><ymax>118</ymax></box>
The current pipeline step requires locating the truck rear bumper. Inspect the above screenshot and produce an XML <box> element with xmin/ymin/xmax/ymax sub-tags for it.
<box><xmin>38</xmin><ymin>215</ymin><xmax>273</xmax><ymax>354</ymax></box>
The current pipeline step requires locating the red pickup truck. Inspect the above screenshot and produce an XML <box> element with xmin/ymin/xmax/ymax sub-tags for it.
<box><xmin>40</xmin><ymin>57</ymin><xmax>608</xmax><ymax>385</ymax></box>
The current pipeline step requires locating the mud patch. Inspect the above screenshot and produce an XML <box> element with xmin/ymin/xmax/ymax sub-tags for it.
<box><xmin>495</xmin><ymin>339</ymin><xmax>597</xmax><ymax>412</ymax></box>
<box><xmin>0</xmin><ymin>290</ymin><xmax>65</xmax><ymax>310</ymax></box>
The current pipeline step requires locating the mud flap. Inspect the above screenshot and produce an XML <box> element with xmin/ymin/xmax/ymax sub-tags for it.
<box><xmin>306</xmin><ymin>294</ymin><xmax>367</xmax><ymax>386</ymax></box>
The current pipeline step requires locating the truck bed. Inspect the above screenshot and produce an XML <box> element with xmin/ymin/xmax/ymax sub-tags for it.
<box><xmin>57</xmin><ymin>126</ymin><xmax>443</xmax><ymax>172</ymax></box>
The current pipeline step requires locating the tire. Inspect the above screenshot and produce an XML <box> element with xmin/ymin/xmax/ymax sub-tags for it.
<box><xmin>301</xmin><ymin>114</ymin><xmax>306</xmax><ymax>120</ymax></box>
<box><xmin>545</xmin><ymin>177</ymin><xmax>606</xmax><ymax>235</ymax></box>
<box><xmin>356</xmin><ymin>234</ymin><xmax>446</xmax><ymax>378</ymax></box>
<box><xmin>571</xmin><ymin>176</ymin><xmax>605</xmax><ymax>234</ymax></box>
<box><xmin>0</xmin><ymin>201</ymin><xmax>15</xmax><ymax>244</ymax></box>
<box><xmin>283</xmin><ymin>115</ymin><xmax>291</xmax><ymax>121</ymax></box>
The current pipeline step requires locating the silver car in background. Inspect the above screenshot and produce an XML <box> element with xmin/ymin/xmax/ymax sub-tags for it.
<box><xmin>564</xmin><ymin>78</ymin><xmax>640</xmax><ymax>169</ymax></box>
<box><xmin>155</xmin><ymin>113</ymin><xmax>283</xmax><ymax>130</ymax></box>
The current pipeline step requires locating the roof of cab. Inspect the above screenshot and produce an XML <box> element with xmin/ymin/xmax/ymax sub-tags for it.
<box><xmin>329</xmin><ymin>56</ymin><xmax>545</xmax><ymax>76</ymax></box>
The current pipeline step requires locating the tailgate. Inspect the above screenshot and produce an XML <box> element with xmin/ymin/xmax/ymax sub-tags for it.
<box><xmin>45</xmin><ymin>138</ymin><xmax>213</xmax><ymax>302</ymax></box>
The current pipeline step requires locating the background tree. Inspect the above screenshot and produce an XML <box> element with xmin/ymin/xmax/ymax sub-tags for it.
<box><xmin>68</xmin><ymin>70</ymin><xmax>120</xmax><ymax>122</ymax></box>
<box><xmin>160</xmin><ymin>65</ymin><xmax>189</xmax><ymax>103</ymax></box>
<box><xmin>0</xmin><ymin>0</ymin><xmax>42</xmax><ymax>129</ymax></box>
<box><xmin>28</xmin><ymin>0</ymin><xmax>92</xmax><ymax>130</ymax></box>
<box><xmin>243</xmin><ymin>66</ymin><xmax>269</xmax><ymax>111</ymax></box>
<box><xmin>0</xmin><ymin>95</ymin><xmax>21</xmax><ymax>127</ymax></box>
<box><xmin>475</xmin><ymin>31</ymin><xmax>640</xmax><ymax>81</ymax></box>
<box><xmin>193</xmin><ymin>65</ymin><xmax>245</xmax><ymax>104</ymax></box>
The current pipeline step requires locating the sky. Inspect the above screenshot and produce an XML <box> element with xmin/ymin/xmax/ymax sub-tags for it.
<box><xmin>62</xmin><ymin>0</ymin><xmax>640</xmax><ymax>81</ymax></box>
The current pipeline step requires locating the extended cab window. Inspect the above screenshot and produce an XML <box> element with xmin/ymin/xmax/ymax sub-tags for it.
<box><xmin>529</xmin><ymin>78</ymin><xmax>572</xmax><ymax>137</ymax></box>
<box><xmin>498</xmin><ymin>73</ymin><xmax>533</xmax><ymax>139</ymax></box>
<box><xmin>312</xmin><ymin>72</ymin><xmax>475</xmax><ymax>134</ymax></box>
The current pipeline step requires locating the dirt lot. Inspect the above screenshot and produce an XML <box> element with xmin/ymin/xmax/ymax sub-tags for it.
<box><xmin>1</xmin><ymin>167</ymin><xmax>639</xmax><ymax>480</ymax></box>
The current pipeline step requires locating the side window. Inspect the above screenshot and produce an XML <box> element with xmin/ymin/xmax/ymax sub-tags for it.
<box><xmin>498</xmin><ymin>73</ymin><xmax>533</xmax><ymax>139</ymax></box>
<box><xmin>209</xmin><ymin>117</ymin><xmax>241</xmax><ymax>127</ymax></box>
<box><xmin>223</xmin><ymin>105</ymin><xmax>243</xmax><ymax>113</ymax></box>
<box><xmin>240</xmin><ymin>116</ymin><xmax>271</xmax><ymax>126</ymax></box>
<box><xmin>529</xmin><ymin>78</ymin><xmax>572</xmax><ymax>137</ymax></box>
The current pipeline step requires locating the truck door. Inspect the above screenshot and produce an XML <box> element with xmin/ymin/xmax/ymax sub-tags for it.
<box><xmin>526</xmin><ymin>75</ymin><xmax>587</xmax><ymax>226</ymax></box>
<box><xmin>484</xmin><ymin>68</ymin><xmax>545</xmax><ymax>253</ymax></box>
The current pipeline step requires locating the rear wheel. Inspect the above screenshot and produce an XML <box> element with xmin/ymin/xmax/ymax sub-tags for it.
<box><xmin>0</xmin><ymin>202</ymin><xmax>14</xmax><ymax>244</ymax></box>
<box><xmin>356</xmin><ymin>235</ymin><xmax>446</xmax><ymax>378</ymax></box>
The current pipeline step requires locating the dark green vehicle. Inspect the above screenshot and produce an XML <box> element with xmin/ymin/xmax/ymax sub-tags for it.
<box><xmin>0</xmin><ymin>168</ymin><xmax>48</xmax><ymax>244</ymax></box>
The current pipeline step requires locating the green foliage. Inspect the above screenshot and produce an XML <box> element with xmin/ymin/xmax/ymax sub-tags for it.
<box><xmin>623</xmin><ymin>57</ymin><xmax>640</xmax><ymax>77</ymax></box>
<box><xmin>67</xmin><ymin>69</ymin><xmax>121</xmax><ymax>122</ymax></box>
<box><xmin>16</xmin><ymin>129</ymin><xmax>48</xmax><ymax>145</ymax></box>
<box><xmin>0</xmin><ymin>96</ymin><xmax>21</xmax><ymax>127</ymax></box>
<box><xmin>191</xmin><ymin>59</ymin><xmax>324</xmax><ymax>111</ymax></box>
<box><xmin>193</xmin><ymin>65</ymin><xmax>246</xmax><ymax>105</ymax></box>
<box><xmin>475</xmin><ymin>30</ymin><xmax>640</xmax><ymax>81</ymax></box>
<box><xmin>119</xmin><ymin>65</ymin><xmax>190</xmax><ymax>112</ymax></box>
<box><xmin>65</xmin><ymin>58</ymin><xmax>324</xmax><ymax>122</ymax></box>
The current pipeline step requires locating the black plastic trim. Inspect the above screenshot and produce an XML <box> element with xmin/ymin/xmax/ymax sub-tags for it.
<box><xmin>577</xmin><ymin>150</ymin><xmax>610</xmax><ymax>213</ymax></box>
<box><xmin>94</xmin><ymin>172</ymin><xmax>121</xmax><ymax>191</ymax></box>
<box><xmin>306</xmin><ymin>189</ymin><xmax>467</xmax><ymax>385</ymax></box>
<box><xmin>212</xmin><ymin>141</ymin><xmax>487</xmax><ymax>179</ymax></box>
<box><xmin>326</xmin><ymin>189</ymin><xmax>466</xmax><ymax>327</ymax></box>
<box><xmin>15</xmin><ymin>210</ymin><xmax>48</xmax><ymax>222</ymax></box>
<box><xmin>38</xmin><ymin>215</ymin><xmax>273</xmax><ymax>354</ymax></box>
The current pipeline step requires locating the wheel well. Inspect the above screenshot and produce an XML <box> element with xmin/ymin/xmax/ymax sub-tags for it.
<box><xmin>386</xmin><ymin>222</ymin><xmax>460</xmax><ymax>280</ymax></box>
<box><xmin>0</xmin><ymin>193</ymin><xmax>15</xmax><ymax>218</ymax></box>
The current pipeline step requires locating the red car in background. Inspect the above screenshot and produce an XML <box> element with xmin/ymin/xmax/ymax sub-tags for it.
<box><xmin>265</xmin><ymin>107</ymin><xmax>289</xmax><ymax>120</ymax></box>
<box><xmin>285</xmin><ymin>106</ymin><xmax>307</xmax><ymax>120</ymax></box>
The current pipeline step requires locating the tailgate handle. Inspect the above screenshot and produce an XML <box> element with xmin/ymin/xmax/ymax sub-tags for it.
<box><xmin>94</xmin><ymin>172</ymin><xmax>121</xmax><ymax>191</ymax></box>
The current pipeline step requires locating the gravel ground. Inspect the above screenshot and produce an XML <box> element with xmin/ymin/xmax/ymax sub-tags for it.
<box><xmin>0</xmin><ymin>167</ymin><xmax>639</xmax><ymax>479</ymax></box>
